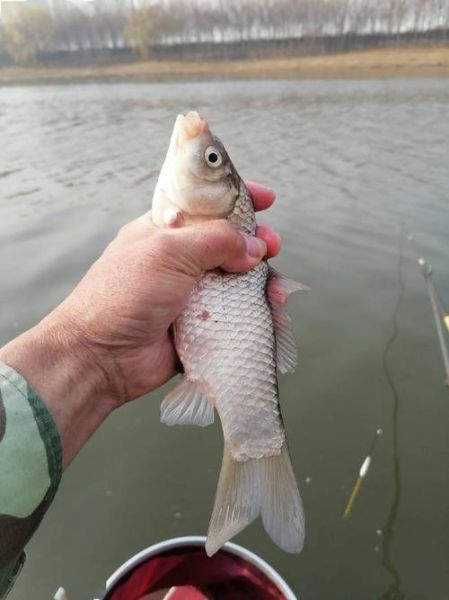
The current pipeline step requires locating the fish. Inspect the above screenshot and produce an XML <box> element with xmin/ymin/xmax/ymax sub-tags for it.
<box><xmin>151</xmin><ymin>111</ymin><xmax>306</xmax><ymax>556</ymax></box>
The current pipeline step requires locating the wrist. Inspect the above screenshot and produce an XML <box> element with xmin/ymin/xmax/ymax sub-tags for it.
<box><xmin>0</xmin><ymin>316</ymin><xmax>119</xmax><ymax>468</ymax></box>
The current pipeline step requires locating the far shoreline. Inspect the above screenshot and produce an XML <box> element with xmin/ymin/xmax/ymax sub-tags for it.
<box><xmin>1</xmin><ymin>46</ymin><xmax>449</xmax><ymax>85</ymax></box>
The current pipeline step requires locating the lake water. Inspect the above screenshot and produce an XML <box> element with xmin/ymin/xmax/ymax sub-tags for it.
<box><xmin>1</xmin><ymin>79</ymin><xmax>448</xmax><ymax>600</ymax></box>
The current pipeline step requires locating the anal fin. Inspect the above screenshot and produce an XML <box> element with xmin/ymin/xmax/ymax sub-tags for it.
<box><xmin>161</xmin><ymin>378</ymin><xmax>214</xmax><ymax>427</ymax></box>
<box><xmin>268</xmin><ymin>267</ymin><xmax>310</xmax><ymax>374</ymax></box>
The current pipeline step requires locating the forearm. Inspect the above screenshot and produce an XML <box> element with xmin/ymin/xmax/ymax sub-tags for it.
<box><xmin>0</xmin><ymin>316</ymin><xmax>117</xmax><ymax>469</ymax></box>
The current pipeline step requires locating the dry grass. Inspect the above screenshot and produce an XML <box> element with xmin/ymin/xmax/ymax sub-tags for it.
<box><xmin>1</xmin><ymin>46</ymin><xmax>449</xmax><ymax>84</ymax></box>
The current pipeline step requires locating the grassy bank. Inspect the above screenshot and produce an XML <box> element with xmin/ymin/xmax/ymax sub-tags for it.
<box><xmin>1</xmin><ymin>46</ymin><xmax>449</xmax><ymax>84</ymax></box>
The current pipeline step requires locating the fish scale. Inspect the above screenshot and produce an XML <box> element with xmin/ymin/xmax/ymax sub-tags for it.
<box><xmin>175</xmin><ymin>179</ymin><xmax>285</xmax><ymax>461</ymax></box>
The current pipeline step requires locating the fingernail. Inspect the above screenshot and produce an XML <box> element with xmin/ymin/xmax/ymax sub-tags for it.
<box><xmin>245</xmin><ymin>235</ymin><xmax>267</xmax><ymax>259</ymax></box>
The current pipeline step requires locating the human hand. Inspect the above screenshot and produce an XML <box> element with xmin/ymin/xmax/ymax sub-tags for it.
<box><xmin>57</xmin><ymin>181</ymin><xmax>280</xmax><ymax>402</ymax></box>
<box><xmin>0</xmin><ymin>182</ymin><xmax>281</xmax><ymax>466</ymax></box>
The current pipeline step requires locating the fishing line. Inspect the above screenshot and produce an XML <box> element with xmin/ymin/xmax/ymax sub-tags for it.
<box><xmin>342</xmin><ymin>222</ymin><xmax>406</xmax><ymax>527</ymax></box>
<box><xmin>342</xmin><ymin>220</ymin><xmax>445</xmax><ymax>598</ymax></box>
<box><xmin>378</xmin><ymin>222</ymin><xmax>448</xmax><ymax>599</ymax></box>
<box><xmin>342</xmin><ymin>222</ymin><xmax>448</xmax><ymax>506</ymax></box>
<box><xmin>379</xmin><ymin>223</ymin><xmax>405</xmax><ymax>600</ymax></box>
<box><xmin>342</xmin><ymin>224</ymin><xmax>406</xmax><ymax>524</ymax></box>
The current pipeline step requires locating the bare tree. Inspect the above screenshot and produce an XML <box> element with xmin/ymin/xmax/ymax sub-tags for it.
<box><xmin>1</xmin><ymin>0</ymin><xmax>448</xmax><ymax>66</ymax></box>
<box><xmin>2</xmin><ymin>5</ymin><xmax>56</xmax><ymax>64</ymax></box>
<box><xmin>124</xmin><ymin>3</ymin><xmax>179</xmax><ymax>58</ymax></box>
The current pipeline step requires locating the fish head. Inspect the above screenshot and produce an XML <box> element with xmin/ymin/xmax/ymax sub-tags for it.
<box><xmin>167</xmin><ymin>111</ymin><xmax>240</xmax><ymax>218</ymax></box>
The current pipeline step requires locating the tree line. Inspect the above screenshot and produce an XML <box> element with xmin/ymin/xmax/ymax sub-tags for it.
<box><xmin>1</xmin><ymin>0</ymin><xmax>448</xmax><ymax>65</ymax></box>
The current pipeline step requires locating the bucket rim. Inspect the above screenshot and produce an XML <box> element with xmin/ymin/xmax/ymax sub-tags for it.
<box><xmin>105</xmin><ymin>535</ymin><xmax>297</xmax><ymax>599</ymax></box>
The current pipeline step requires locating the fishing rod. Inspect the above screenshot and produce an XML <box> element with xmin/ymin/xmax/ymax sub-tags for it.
<box><xmin>342</xmin><ymin>428</ymin><xmax>382</xmax><ymax>519</ymax></box>
<box><xmin>406</xmin><ymin>230</ymin><xmax>449</xmax><ymax>386</ymax></box>
<box><xmin>429</xmin><ymin>272</ymin><xmax>449</xmax><ymax>322</ymax></box>
<box><xmin>417</xmin><ymin>258</ymin><xmax>449</xmax><ymax>386</ymax></box>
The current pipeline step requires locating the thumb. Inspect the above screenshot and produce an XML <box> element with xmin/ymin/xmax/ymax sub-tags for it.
<box><xmin>164</xmin><ymin>219</ymin><xmax>267</xmax><ymax>274</ymax></box>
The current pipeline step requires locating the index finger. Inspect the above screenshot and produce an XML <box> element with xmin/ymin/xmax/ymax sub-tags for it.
<box><xmin>245</xmin><ymin>181</ymin><xmax>276</xmax><ymax>212</ymax></box>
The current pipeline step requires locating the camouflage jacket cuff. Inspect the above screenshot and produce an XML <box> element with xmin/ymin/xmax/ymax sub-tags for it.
<box><xmin>0</xmin><ymin>362</ymin><xmax>62</xmax><ymax>598</ymax></box>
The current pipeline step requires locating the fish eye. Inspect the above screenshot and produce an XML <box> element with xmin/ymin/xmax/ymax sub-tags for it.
<box><xmin>205</xmin><ymin>146</ymin><xmax>223</xmax><ymax>168</ymax></box>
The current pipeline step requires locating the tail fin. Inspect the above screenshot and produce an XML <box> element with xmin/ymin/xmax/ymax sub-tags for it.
<box><xmin>206</xmin><ymin>444</ymin><xmax>305</xmax><ymax>556</ymax></box>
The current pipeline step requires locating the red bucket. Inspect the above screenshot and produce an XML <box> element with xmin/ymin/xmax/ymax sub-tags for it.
<box><xmin>102</xmin><ymin>536</ymin><xmax>297</xmax><ymax>600</ymax></box>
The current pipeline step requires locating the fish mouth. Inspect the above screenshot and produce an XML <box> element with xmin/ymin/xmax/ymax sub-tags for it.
<box><xmin>177</xmin><ymin>111</ymin><xmax>209</xmax><ymax>141</ymax></box>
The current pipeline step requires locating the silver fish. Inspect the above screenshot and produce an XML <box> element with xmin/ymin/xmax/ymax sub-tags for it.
<box><xmin>152</xmin><ymin>111</ymin><xmax>306</xmax><ymax>556</ymax></box>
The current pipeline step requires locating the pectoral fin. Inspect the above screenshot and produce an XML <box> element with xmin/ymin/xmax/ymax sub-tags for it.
<box><xmin>160</xmin><ymin>378</ymin><xmax>214</xmax><ymax>427</ymax></box>
<box><xmin>267</xmin><ymin>267</ymin><xmax>310</xmax><ymax>374</ymax></box>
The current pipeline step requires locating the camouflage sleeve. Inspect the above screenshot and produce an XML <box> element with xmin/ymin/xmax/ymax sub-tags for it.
<box><xmin>0</xmin><ymin>362</ymin><xmax>62</xmax><ymax>598</ymax></box>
